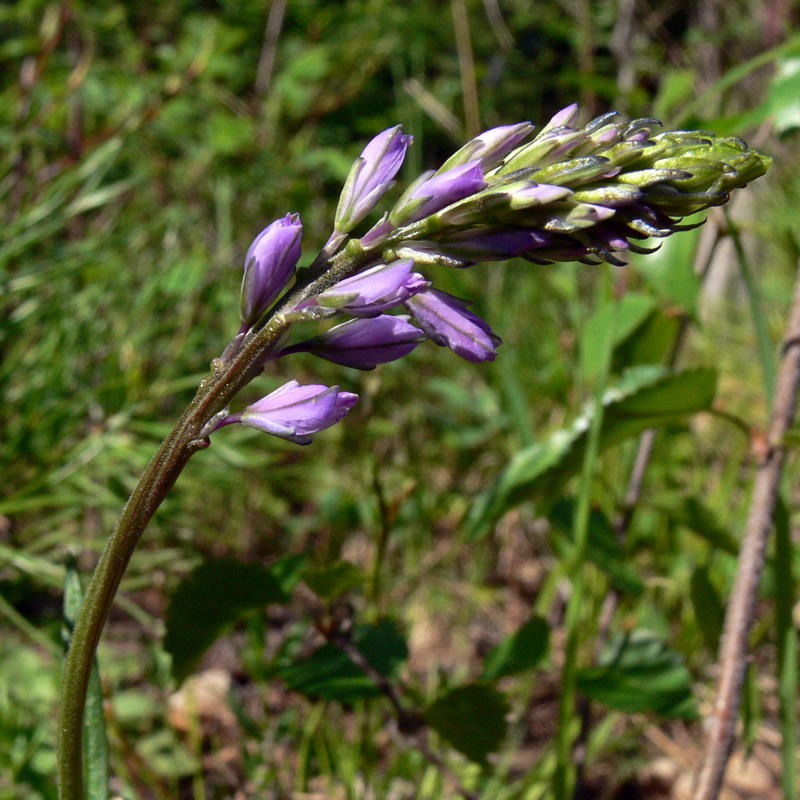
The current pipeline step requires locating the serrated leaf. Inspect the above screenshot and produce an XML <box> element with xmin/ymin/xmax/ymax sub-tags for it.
<box><xmin>279</xmin><ymin>619</ymin><xmax>407</xmax><ymax>701</ymax></box>
<box><xmin>165</xmin><ymin>557</ymin><xmax>297</xmax><ymax>683</ymax></box>
<box><xmin>302</xmin><ymin>560</ymin><xmax>364</xmax><ymax>600</ymax></box>
<box><xmin>469</xmin><ymin>366</ymin><xmax>717</xmax><ymax>535</ymax></box>
<box><xmin>425</xmin><ymin>684</ymin><xmax>509</xmax><ymax>765</ymax></box>
<box><xmin>549</xmin><ymin>501</ymin><xmax>645</xmax><ymax>596</ymax></box>
<box><xmin>577</xmin><ymin>631</ymin><xmax>697</xmax><ymax>719</ymax></box>
<box><xmin>482</xmin><ymin>616</ymin><xmax>549</xmax><ymax>681</ymax></box>
<box><xmin>63</xmin><ymin>555</ymin><xmax>109</xmax><ymax>800</ymax></box>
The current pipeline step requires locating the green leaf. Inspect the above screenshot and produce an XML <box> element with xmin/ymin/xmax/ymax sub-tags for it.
<box><xmin>689</xmin><ymin>566</ymin><xmax>725</xmax><ymax>654</ymax></box>
<box><xmin>612</xmin><ymin>308</ymin><xmax>682</xmax><ymax>373</ymax></box>
<box><xmin>580</xmin><ymin>293</ymin><xmax>656</xmax><ymax>381</ymax></box>
<box><xmin>549</xmin><ymin>501</ymin><xmax>645</xmax><ymax>596</ymax></box>
<box><xmin>302</xmin><ymin>560</ymin><xmax>364</xmax><ymax>601</ymax></box>
<box><xmin>672</xmin><ymin>497</ymin><xmax>741</xmax><ymax>556</ymax></box>
<box><xmin>576</xmin><ymin>631</ymin><xmax>697</xmax><ymax>719</ymax></box>
<box><xmin>769</xmin><ymin>56</ymin><xmax>800</xmax><ymax>134</ymax></box>
<box><xmin>279</xmin><ymin>619</ymin><xmax>408</xmax><ymax>702</ymax></box>
<box><xmin>482</xmin><ymin>616</ymin><xmax>549</xmax><ymax>681</ymax></box>
<box><xmin>425</xmin><ymin>684</ymin><xmax>509</xmax><ymax>765</ymax></box>
<box><xmin>469</xmin><ymin>366</ymin><xmax>717</xmax><ymax>535</ymax></box>
<box><xmin>635</xmin><ymin>228</ymin><xmax>702</xmax><ymax>316</ymax></box>
<box><xmin>165</xmin><ymin>557</ymin><xmax>297</xmax><ymax>684</ymax></box>
<box><xmin>63</xmin><ymin>555</ymin><xmax>109</xmax><ymax>800</ymax></box>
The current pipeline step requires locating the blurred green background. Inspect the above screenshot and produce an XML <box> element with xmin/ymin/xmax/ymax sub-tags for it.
<box><xmin>1</xmin><ymin>1</ymin><xmax>799</xmax><ymax>798</ymax></box>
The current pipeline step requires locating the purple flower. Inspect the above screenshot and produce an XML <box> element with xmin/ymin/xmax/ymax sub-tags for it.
<box><xmin>405</xmin><ymin>289</ymin><xmax>501</xmax><ymax>363</ymax></box>
<box><xmin>335</xmin><ymin>126</ymin><xmax>413</xmax><ymax>233</ymax></box>
<box><xmin>288</xmin><ymin>314</ymin><xmax>427</xmax><ymax>370</ymax></box>
<box><xmin>440</xmin><ymin>122</ymin><xmax>534</xmax><ymax>172</ymax></box>
<box><xmin>437</xmin><ymin>229</ymin><xmax>553</xmax><ymax>261</ymax></box>
<box><xmin>240</xmin><ymin>213</ymin><xmax>303</xmax><ymax>331</ymax></box>
<box><xmin>314</xmin><ymin>260</ymin><xmax>429</xmax><ymax>317</ymax></box>
<box><xmin>218</xmin><ymin>380</ymin><xmax>358</xmax><ymax>445</ymax></box>
<box><xmin>389</xmin><ymin>161</ymin><xmax>487</xmax><ymax>226</ymax></box>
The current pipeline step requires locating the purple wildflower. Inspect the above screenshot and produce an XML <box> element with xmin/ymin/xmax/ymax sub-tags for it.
<box><xmin>287</xmin><ymin>314</ymin><xmax>427</xmax><ymax>370</ymax></box>
<box><xmin>335</xmin><ymin>126</ymin><xmax>413</xmax><ymax>233</ymax></box>
<box><xmin>405</xmin><ymin>289</ymin><xmax>502</xmax><ymax>363</ymax></box>
<box><xmin>240</xmin><ymin>213</ymin><xmax>303</xmax><ymax>331</ymax></box>
<box><xmin>439</xmin><ymin>122</ymin><xmax>535</xmax><ymax>172</ymax></box>
<box><xmin>389</xmin><ymin>161</ymin><xmax>487</xmax><ymax>226</ymax></box>
<box><xmin>216</xmin><ymin>381</ymin><xmax>358</xmax><ymax>445</ymax></box>
<box><xmin>314</xmin><ymin>260</ymin><xmax>429</xmax><ymax>317</ymax></box>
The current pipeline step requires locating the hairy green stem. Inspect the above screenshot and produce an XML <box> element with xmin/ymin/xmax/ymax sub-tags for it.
<box><xmin>55</xmin><ymin>227</ymin><xmax>405</xmax><ymax>798</ymax></box>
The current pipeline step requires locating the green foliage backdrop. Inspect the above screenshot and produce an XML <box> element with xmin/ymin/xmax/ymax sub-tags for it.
<box><xmin>1</xmin><ymin>1</ymin><xmax>799</xmax><ymax>798</ymax></box>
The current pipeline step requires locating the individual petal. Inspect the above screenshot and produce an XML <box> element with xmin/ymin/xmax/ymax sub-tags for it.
<box><xmin>315</xmin><ymin>260</ymin><xmax>429</xmax><ymax>316</ymax></box>
<box><xmin>405</xmin><ymin>289</ymin><xmax>501</xmax><ymax>363</ymax></box>
<box><xmin>235</xmin><ymin>380</ymin><xmax>358</xmax><ymax>445</ymax></box>
<box><xmin>291</xmin><ymin>314</ymin><xmax>427</xmax><ymax>370</ymax></box>
<box><xmin>389</xmin><ymin>161</ymin><xmax>487</xmax><ymax>226</ymax></box>
<box><xmin>439</xmin><ymin>122</ymin><xmax>535</xmax><ymax>172</ymax></box>
<box><xmin>240</xmin><ymin>213</ymin><xmax>303</xmax><ymax>330</ymax></box>
<box><xmin>335</xmin><ymin>126</ymin><xmax>413</xmax><ymax>232</ymax></box>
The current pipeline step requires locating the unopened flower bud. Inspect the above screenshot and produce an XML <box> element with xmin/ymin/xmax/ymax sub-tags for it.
<box><xmin>405</xmin><ymin>289</ymin><xmax>501</xmax><ymax>363</ymax></box>
<box><xmin>240</xmin><ymin>214</ymin><xmax>303</xmax><ymax>331</ymax></box>
<box><xmin>216</xmin><ymin>381</ymin><xmax>358</xmax><ymax>445</ymax></box>
<box><xmin>335</xmin><ymin>126</ymin><xmax>413</xmax><ymax>233</ymax></box>
<box><xmin>315</xmin><ymin>260</ymin><xmax>428</xmax><ymax>317</ymax></box>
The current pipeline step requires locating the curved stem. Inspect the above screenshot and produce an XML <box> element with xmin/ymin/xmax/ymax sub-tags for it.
<box><xmin>55</xmin><ymin>222</ymin><xmax>419</xmax><ymax>799</ymax></box>
<box><xmin>57</xmin><ymin>312</ymin><xmax>295</xmax><ymax>800</ymax></box>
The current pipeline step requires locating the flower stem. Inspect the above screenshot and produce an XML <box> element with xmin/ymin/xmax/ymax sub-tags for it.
<box><xmin>56</xmin><ymin>312</ymin><xmax>295</xmax><ymax>800</ymax></box>
<box><xmin>56</xmin><ymin>226</ymin><xmax>409</xmax><ymax>800</ymax></box>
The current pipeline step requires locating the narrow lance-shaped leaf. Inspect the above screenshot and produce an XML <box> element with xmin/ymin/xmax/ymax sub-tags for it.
<box><xmin>63</xmin><ymin>555</ymin><xmax>109</xmax><ymax>800</ymax></box>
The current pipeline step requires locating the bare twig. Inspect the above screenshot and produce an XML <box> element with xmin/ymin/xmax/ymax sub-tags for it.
<box><xmin>693</xmin><ymin>259</ymin><xmax>800</xmax><ymax>800</ymax></box>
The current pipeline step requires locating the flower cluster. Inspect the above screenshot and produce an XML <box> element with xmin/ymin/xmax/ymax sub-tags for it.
<box><xmin>211</xmin><ymin>106</ymin><xmax>769</xmax><ymax>444</ymax></box>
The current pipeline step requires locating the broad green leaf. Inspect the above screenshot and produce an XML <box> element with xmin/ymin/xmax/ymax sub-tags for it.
<box><xmin>425</xmin><ymin>684</ymin><xmax>509</xmax><ymax>765</ymax></box>
<box><xmin>612</xmin><ymin>308</ymin><xmax>682</xmax><ymax>373</ymax></box>
<box><xmin>279</xmin><ymin>619</ymin><xmax>407</xmax><ymax>701</ymax></box>
<box><xmin>577</xmin><ymin>631</ymin><xmax>697</xmax><ymax>719</ymax></box>
<box><xmin>652</xmin><ymin>68</ymin><xmax>697</xmax><ymax>121</ymax></box>
<box><xmin>580</xmin><ymin>293</ymin><xmax>656</xmax><ymax>381</ymax></box>
<box><xmin>672</xmin><ymin>497</ymin><xmax>740</xmax><ymax>556</ymax></box>
<box><xmin>135</xmin><ymin>729</ymin><xmax>200</xmax><ymax>778</ymax></box>
<box><xmin>689</xmin><ymin>566</ymin><xmax>725</xmax><ymax>654</ymax></box>
<box><xmin>549</xmin><ymin>501</ymin><xmax>645</xmax><ymax>596</ymax></box>
<box><xmin>63</xmin><ymin>556</ymin><xmax>109</xmax><ymax>800</ymax></box>
<box><xmin>469</xmin><ymin>366</ymin><xmax>717</xmax><ymax>535</ymax></box>
<box><xmin>302</xmin><ymin>560</ymin><xmax>364</xmax><ymax>601</ymax></box>
<box><xmin>165</xmin><ymin>557</ymin><xmax>298</xmax><ymax>683</ymax></box>
<box><xmin>634</xmin><ymin>228</ymin><xmax>702</xmax><ymax>316</ymax></box>
<box><xmin>482</xmin><ymin>616</ymin><xmax>549</xmax><ymax>681</ymax></box>
<box><xmin>769</xmin><ymin>56</ymin><xmax>800</xmax><ymax>134</ymax></box>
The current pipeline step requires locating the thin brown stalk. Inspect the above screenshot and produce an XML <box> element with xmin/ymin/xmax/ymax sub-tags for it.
<box><xmin>255</xmin><ymin>0</ymin><xmax>287</xmax><ymax>97</ymax></box>
<box><xmin>693</xmin><ymin>259</ymin><xmax>800</xmax><ymax>800</ymax></box>
<box><xmin>450</xmin><ymin>0</ymin><xmax>481</xmax><ymax>138</ymax></box>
